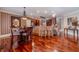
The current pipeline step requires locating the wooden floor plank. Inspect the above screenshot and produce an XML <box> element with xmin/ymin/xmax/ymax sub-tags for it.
<box><xmin>7</xmin><ymin>34</ymin><xmax>79</xmax><ymax>52</ymax></box>
<box><xmin>33</xmin><ymin>35</ymin><xmax>79</xmax><ymax>52</ymax></box>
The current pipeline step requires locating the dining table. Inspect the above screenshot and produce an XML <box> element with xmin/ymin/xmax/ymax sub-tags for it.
<box><xmin>11</xmin><ymin>27</ymin><xmax>33</xmax><ymax>49</ymax></box>
<box><xmin>19</xmin><ymin>28</ymin><xmax>29</xmax><ymax>44</ymax></box>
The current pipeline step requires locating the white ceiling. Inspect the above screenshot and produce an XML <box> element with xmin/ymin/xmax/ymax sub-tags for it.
<box><xmin>0</xmin><ymin>7</ymin><xmax>79</xmax><ymax>17</ymax></box>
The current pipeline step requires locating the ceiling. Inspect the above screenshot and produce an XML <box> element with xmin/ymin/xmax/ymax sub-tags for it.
<box><xmin>0</xmin><ymin>7</ymin><xmax>79</xmax><ymax>17</ymax></box>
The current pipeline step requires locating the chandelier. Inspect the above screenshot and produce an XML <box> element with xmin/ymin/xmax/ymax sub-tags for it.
<box><xmin>21</xmin><ymin>7</ymin><xmax>27</xmax><ymax>20</ymax></box>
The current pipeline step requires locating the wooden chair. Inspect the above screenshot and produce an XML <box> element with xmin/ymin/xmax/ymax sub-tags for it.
<box><xmin>39</xmin><ymin>25</ymin><xmax>47</xmax><ymax>37</ymax></box>
<box><xmin>11</xmin><ymin>28</ymin><xmax>20</xmax><ymax>50</ymax></box>
<box><xmin>19</xmin><ymin>27</ymin><xmax>33</xmax><ymax>44</ymax></box>
<box><xmin>46</xmin><ymin>26</ymin><xmax>53</xmax><ymax>37</ymax></box>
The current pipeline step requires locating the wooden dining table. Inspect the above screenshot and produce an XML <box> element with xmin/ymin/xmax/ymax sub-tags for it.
<box><xmin>17</xmin><ymin>27</ymin><xmax>33</xmax><ymax>44</ymax></box>
<box><xmin>11</xmin><ymin>27</ymin><xmax>33</xmax><ymax>48</ymax></box>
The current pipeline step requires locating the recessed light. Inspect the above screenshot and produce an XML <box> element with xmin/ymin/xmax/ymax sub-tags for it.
<box><xmin>52</xmin><ymin>13</ymin><xmax>56</xmax><ymax>17</ymax></box>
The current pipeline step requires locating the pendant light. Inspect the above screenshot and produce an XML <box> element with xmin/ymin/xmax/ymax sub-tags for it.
<box><xmin>21</xmin><ymin>7</ymin><xmax>27</xmax><ymax>20</ymax></box>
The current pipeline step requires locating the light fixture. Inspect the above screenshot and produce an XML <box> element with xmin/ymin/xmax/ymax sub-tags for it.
<box><xmin>51</xmin><ymin>11</ymin><xmax>56</xmax><ymax>17</ymax></box>
<box><xmin>21</xmin><ymin>7</ymin><xmax>27</xmax><ymax>20</ymax></box>
<box><xmin>52</xmin><ymin>13</ymin><xmax>56</xmax><ymax>17</ymax></box>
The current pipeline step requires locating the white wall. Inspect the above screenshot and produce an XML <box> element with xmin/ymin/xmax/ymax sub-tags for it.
<box><xmin>56</xmin><ymin>16</ymin><xmax>64</xmax><ymax>31</ymax></box>
<box><xmin>64</xmin><ymin>10</ymin><xmax>79</xmax><ymax>27</ymax></box>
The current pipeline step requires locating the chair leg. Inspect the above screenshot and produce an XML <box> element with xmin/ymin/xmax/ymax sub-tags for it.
<box><xmin>39</xmin><ymin>30</ymin><xmax>42</xmax><ymax>37</ymax></box>
<box><xmin>40</xmin><ymin>30</ymin><xmax>43</xmax><ymax>37</ymax></box>
<box><xmin>51</xmin><ymin>31</ymin><xmax>53</xmax><ymax>37</ymax></box>
<box><xmin>47</xmin><ymin>30</ymin><xmax>50</xmax><ymax>38</ymax></box>
<box><xmin>49</xmin><ymin>30</ymin><xmax>51</xmax><ymax>38</ymax></box>
<box><xmin>45</xmin><ymin>30</ymin><xmax>47</xmax><ymax>37</ymax></box>
<box><xmin>47</xmin><ymin>30</ymin><xmax>48</xmax><ymax>37</ymax></box>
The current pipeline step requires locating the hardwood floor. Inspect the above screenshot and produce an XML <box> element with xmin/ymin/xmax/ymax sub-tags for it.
<box><xmin>11</xmin><ymin>41</ymin><xmax>32</xmax><ymax>52</ymax></box>
<box><xmin>4</xmin><ymin>33</ymin><xmax>79</xmax><ymax>52</ymax></box>
<box><xmin>32</xmin><ymin>34</ymin><xmax>79</xmax><ymax>52</ymax></box>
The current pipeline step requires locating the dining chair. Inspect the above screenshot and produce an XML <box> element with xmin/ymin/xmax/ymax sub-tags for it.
<box><xmin>52</xmin><ymin>24</ymin><xmax>61</xmax><ymax>37</ymax></box>
<box><xmin>11</xmin><ymin>28</ymin><xmax>20</xmax><ymax>49</ymax></box>
<box><xmin>46</xmin><ymin>26</ymin><xmax>53</xmax><ymax>37</ymax></box>
<box><xmin>39</xmin><ymin>25</ymin><xmax>47</xmax><ymax>37</ymax></box>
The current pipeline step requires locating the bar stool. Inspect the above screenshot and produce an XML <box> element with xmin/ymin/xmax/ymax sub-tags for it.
<box><xmin>39</xmin><ymin>26</ymin><xmax>47</xmax><ymax>37</ymax></box>
<box><xmin>46</xmin><ymin>26</ymin><xmax>53</xmax><ymax>37</ymax></box>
